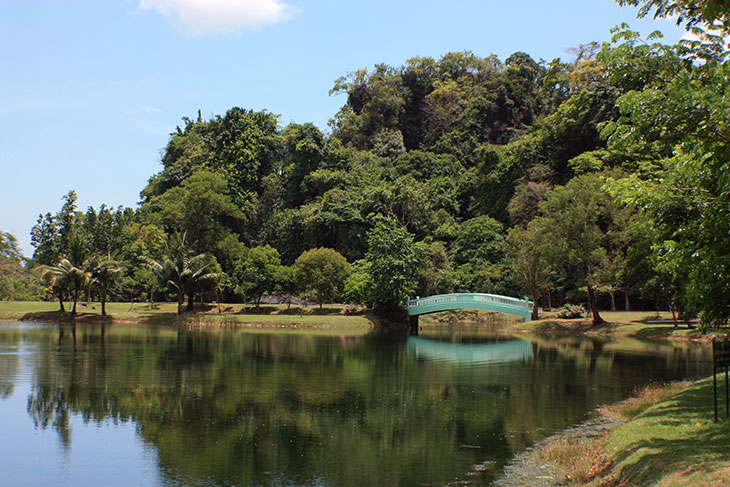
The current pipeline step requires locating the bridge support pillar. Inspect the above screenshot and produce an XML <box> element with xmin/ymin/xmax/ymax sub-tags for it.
<box><xmin>409</xmin><ymin>315</ymin><xmax>419</xmax><ymax>336</ymax></box>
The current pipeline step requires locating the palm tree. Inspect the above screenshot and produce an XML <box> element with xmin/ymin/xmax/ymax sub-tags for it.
<box><xmin>142</xmin><ymin>251</ymin><xmax>218</xmax><ymax>314</ymax></box>
<box><xmin>90</xmin><ymin>257</ymin><xmax>123</xmax><ymax>316</ymax></box>
<box><xmin>66</xmin><ymin>237</ymin><xmax>93</xmax><ymax>315</ymax></box>
<box><xmin>39</xmin><ymin>236</ymin><xmax>92</xmax><ymax>315</ymax></box>
<box><xmin>38</xmin><ymin>260</ymin><xmax>71</xmax><ymax>312</ymax></box>
<box><xmin>38</xmin><ymin>259</ymin><xmax>91</xmax><ymax>314</ymax></box>
<box><xmin>141</xmin><ymin>255</ymin><xmax>178</xmax><ymax>311</ymax></box>
<box><xmin>178</xmin><ymin>253</ymin><xmax>219</xmax><ymax>312</ymax></box>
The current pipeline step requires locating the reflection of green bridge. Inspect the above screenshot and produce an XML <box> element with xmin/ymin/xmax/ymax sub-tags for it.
<box><xmin>407</xmin><ymin>293</ymin><xmax>533</xmax><ymax>330</ymax></box>
<box><xmin>407</xmin><ymin>337</ymin><xmax>533</xmax><ymax>364</ymax></box>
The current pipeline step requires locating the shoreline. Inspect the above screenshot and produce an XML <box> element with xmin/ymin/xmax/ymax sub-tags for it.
<box><xmin>505</xmin><ymin>318</ymin><xmax>711</xmax><ymax>344</ymax></box>
<box><xmin>495</xmin><ymin>377</ymin><xmax>730</xmax><ymax>486</ymax></box>
<box><xmin>0</xmin><ymin>301</ymin><xmax>379</xmax><ymax>330</ymax></box>
<box><xmin>495</xmin><ymin>409</ymin><xmax>626</xmax><ymax>487</ymax></box>
<box><xmin>0</xmin><ymin>303</ymin><xmax>716</xmax><ymax>344</ymax></box>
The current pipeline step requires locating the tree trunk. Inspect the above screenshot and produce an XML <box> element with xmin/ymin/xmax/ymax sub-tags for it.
<box><xmin>624</xmin><ymin>288</ymin><xmax>630</xmax><ymax>311</ymax></box>
<box><xmin>609</xmin><ymin>291</ymin><xmax>616</xmax><ymax>312</ymax></box>
<box><xmin>187</xmin><ymin>291</ymin><xmax>194</xmax><ymax>312</ymax></box>
<box><xmin>72</xmin><ymin>288</ymin><xmax>79</xmax><ymax>315</ymax></box>
<box><xmin>58</xmin><ymin>289</ymin><xmax>66</xmax><ymax>313</ymax></box>
<box><xmin>177</xmin><ymin>290</ymin><xmax>184</xmax><ymax>314</ymax></box>
<box><xmin>531</xmin><ymin>292</ymin><xmax>539</xmax><ymax>321</ymax></box>
<box><xmin>587</xmin><ymin>284</ymin><xmax>604</xmax><ymax>326</ymax></box>
<box><xmin>101</xmin><ymin>292</ymin><xmax>107</xmax><ymax>316</ymax></box>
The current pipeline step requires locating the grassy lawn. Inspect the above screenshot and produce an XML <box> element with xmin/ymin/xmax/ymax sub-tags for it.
<box><xmin>506</xmin><ymin>310</ymin><xmax>709</xmax><ymax>342</ymax></box>
<box><xmin>0</xmin><ymin>300</ymin><xmax>377</xmax><ymax>334</ymax></box>
<box><xmin>538</xmin><ymin>378</ymin><xmax>730</xmax><ymax>486</ymax></box>
<box><xmin>603</xmin><ymin>378</ymin><xmax>730</xmax><ymax>486</ymax></box>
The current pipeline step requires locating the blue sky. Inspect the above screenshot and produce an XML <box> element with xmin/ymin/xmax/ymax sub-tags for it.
<box><xmin>1</xmin><ymin>0</ymin><xmax>686</xmax><ymax>256</ymax></box>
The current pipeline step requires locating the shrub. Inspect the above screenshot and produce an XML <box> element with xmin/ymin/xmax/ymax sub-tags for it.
<box><xmin>557</xmin><ymin>304</ymin><xmax>585</xmax><ymax>319</ymax></box>
<box><xmin>340</xmin><ymin>306</ymin><xmax>358</xmax><ymax>315</ymax></box>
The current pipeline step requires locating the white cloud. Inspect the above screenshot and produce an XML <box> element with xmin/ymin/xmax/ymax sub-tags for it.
<box><xmin>138</xmin><ymin>0</ymin><xmax>298</xmax><ymax>35</ymax></box>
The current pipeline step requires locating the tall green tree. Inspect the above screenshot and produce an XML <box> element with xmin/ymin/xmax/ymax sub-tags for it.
<box><xmin>30</xmin><ymin>213</ymin><xmax>58</xmax><ymax>266</ymax></box>
<box><xmin>364</xmin><ymin>217</ymin><xmax>421</xmax><ymax>315</ymax></box>
<box><xmin>506</xmin><ymin>221</ymin><xmax>557</xmax><ymax>320</ymax></box>
<box><xmin>81</xmin><ymin>205</ymin><xmax>133</xmax><ymax>258</ymax></box>
<box><xmin>0</xmin><ymin>231</ymin><xmax>43</xmax><ymax>301</ymax></box>
<box><xmin>30</xmin><ymin>190</ymin><xmax>82</xmax><ymax>265</ymax></box>
<box><xmin>453</xmin><ymin>215</ymin><xmax>505</xmax><ymax>267</ymax></box>
<box><xmin>414</xmin><ymin>240</ymin><xmax>456</xmax><ymax>297</ymax></box>
<box><xmin>233</xmin><ymin>245</ymin><xmax>284</xmax><ymax>307</ymax></box>
<box><xmin>56</xmin><ymin>191</ymin><xmax>80</xmax><ymax>258</ymax></box>
<box><xmin>538</xmin><ymin>174</ymin><xmax>631</xmax><ymax>325</ymax></box>
<box><xmin>152</xmin><ymin>170</ymin><xmax>245</xmax><ymax>256</ymax></box>
<box><xmin>602</xmin><ymin>25</ymin><xmax>730</xmax><ymax>326</ymax></box>
<box><xmin>618</xmin><ymin>0</ymin><xmax>730</xmax><ymax>32</ymax></box>
<box><xmin>142</xmin><ymin>108</ymin><xmax>281</xmax><ymax>211</ymax></box>
<box><xmin>293</xmin><ymin>248</ymin><xmax>350</xmax><ymax>309</ymax></box>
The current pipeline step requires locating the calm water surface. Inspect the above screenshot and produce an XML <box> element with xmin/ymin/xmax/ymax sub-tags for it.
<box><xmin>0</xmin><ymin>321</ymin><xmax>712</xmax><ymax>486</ymax></box>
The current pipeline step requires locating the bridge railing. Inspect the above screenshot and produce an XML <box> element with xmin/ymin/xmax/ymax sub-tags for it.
<box><xmin>406</xmin><ymin>293</ymin><xmax>533</xmax><ymax>321</ymax></box>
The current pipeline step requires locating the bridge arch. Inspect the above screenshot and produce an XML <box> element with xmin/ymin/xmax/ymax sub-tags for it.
<box><xmin>407</xmin><ymin>337</ymin><xmax>533</xmax><ymax>365</ymax></box>
<box><xmin>407</xmin><ymin>293</ymin><xmax>533</xmax><ymax>324</ymax></box>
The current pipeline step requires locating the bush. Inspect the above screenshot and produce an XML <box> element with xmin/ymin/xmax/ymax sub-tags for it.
<box><xmin>557</xmin><ymin>304</ymin><xmax>585</xmax><ymax>319</ymax></box>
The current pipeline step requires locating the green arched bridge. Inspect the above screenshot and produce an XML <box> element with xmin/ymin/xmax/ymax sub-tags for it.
<box><xmin>407</xmin><ymin>293</ymin><xmax>534</xmax><ymax>326</ymax></box>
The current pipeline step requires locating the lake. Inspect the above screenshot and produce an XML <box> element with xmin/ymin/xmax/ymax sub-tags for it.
<box><xmin>0</xmin><ymin>321</ymin><xmax>712</xmax><ymax>486</ymax></box>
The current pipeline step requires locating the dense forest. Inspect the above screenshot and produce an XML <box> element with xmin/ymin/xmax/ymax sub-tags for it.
<box><xmin>3</xmin><ymin>0</ymin><xmax>730</xmax><ymax>328</ymax></box>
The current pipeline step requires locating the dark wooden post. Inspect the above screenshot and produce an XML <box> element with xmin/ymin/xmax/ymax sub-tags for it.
<box><xmin>712</xmin><ymin>335</ymin><xmax>730</xmax><ymax>422</ymax></box>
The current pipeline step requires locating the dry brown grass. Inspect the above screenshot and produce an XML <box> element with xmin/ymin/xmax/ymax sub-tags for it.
<box><xmin>602</xmin><ymin>381</ymin><xmax>689</xmax><ymax>419</ymax></box>
<box><xmin>535</xmin><ymin>436</ymin><xmax>617</xmax><ymax>486</ymax></box>
<box><xmin>533</xmin><ymin>380</ymin><xmax>705</xmax><ymax>486</ymax></box>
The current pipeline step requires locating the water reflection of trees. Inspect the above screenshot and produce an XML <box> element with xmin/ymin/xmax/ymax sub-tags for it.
<box><xmin>20</xmin><ymin>323</ymin><xmax>712</xmax><ymax>486</ymax></box>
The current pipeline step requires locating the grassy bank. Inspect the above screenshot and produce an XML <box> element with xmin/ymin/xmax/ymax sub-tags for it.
<box><xmin>0</xmin><ymin>300</ymin><xmax>377</xmax><ymax>334</ymax></box>
<box><xmin>505</xmin><ymin>310</ymin><xmax>709</xmax><ymax>343</ymax></box>
<box><xmin>534</xmin><ymin>378</ymin><xmax>730</xmax><ymax>486</ymax></box>
<box><xmin>419</xmin><ymin>309</ymin><xmax>711</xmax><ymax>343</ymax></box>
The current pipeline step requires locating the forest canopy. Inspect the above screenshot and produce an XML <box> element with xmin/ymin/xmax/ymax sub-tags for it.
<box><xmin>7</xmin><ymin>0</ymin><xmax>730</xmax><ymax>328</ymax></box>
